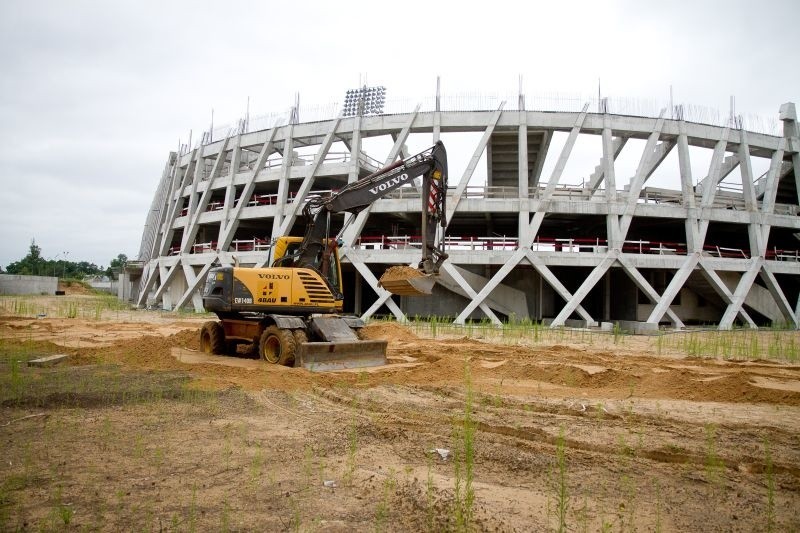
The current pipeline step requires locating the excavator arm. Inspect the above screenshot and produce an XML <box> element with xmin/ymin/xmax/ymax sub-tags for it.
<box><xmin>287</xmin><ymin>141</ymin><xmax>448</xmax><ymax>295</ymax></box>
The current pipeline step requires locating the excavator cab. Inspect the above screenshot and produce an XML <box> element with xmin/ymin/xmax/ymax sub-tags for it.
<box><xmin>273</xmin><ymin>236</ymin><xmax>343</xmax><ymax>298</ymax></box>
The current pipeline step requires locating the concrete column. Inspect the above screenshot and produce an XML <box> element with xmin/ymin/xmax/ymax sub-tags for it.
<box><xmin>219</xmin><ymin>128</ymin><xmax>277</xmax><ymax>251</ymax></box>
<box><xmin>272</xmin><ymin>125</ymin><xmax>294</xmax><ymax>239</ymax></box>
<box><xmin>778</xmin><ymin>103</ymin><xmax>800</xmax><ymax>204</ymax></box>
<box><xmin>518</xmin><ymin>110</ymin><xmax>531</xmax><ymax>245</ymax></box>
<box><xmin>353</xmin><ymin>269</ymin><xmax>362</xmax><ymax>315</ymax></box>
<box><xmin>601</xmin><ymin>115</ymin><xmax>620</xmax><ymax>249</ymax></box>
<box><xmin>220</xmin><ymin>135</ymin><xmax>241</xmax><ymax>241</ymax></box>
<box><xmin>433</xmin><ymin>76</ymin><xmax>441</xmax><ymax>143</ymax></box>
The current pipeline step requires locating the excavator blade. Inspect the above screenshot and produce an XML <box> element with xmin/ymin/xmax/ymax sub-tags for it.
<box><xmin>378</xmin><ymin>266</ymin><xmax>436</xmax><ymax>296</ymax></box>
<box><xmin>295</xmin><ymin>340</ymin><xmax>388</xmax><ymax>372</ymax></box>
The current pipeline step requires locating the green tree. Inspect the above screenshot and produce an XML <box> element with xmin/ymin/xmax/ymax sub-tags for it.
<box><xmin>5</xmin><ymin>239</ymin><xmax>46</xmax><ymax>275</ymax></box>
<box><xmin>5</xmin><ymin>241</ymin><xmax>106</xmax><ymax>279</ymax></box>
<box><xmin>106</xmin><ymin>254</ymin><xmax>128</xmax><ymax>278</ymax></box>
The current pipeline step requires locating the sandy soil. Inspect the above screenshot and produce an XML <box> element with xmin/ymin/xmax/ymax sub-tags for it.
<box><xmin>379</xmin><ymin>266</ymin><xmax>425</xmax><ymax>281</ymax></box>
<box><xmin>1</xmin><ymin>307</ymin><xmax>799</xmax><ymax>531</ymax></box>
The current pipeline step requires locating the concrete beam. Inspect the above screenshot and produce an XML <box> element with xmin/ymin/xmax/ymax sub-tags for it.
<box><xmin>718</xmin><ymin>260</ymin><xmax>762</xmax><ymax>329</ymax></box>
<box><xmin>523</xmin><ymin>250</ymin><xmax>596</xmax><ymax>326</ymax></box>
<box><xmin>549</xmin><ymin>253</ymin><xmax>615</xmax><ymax>327</ymax></box>
<box><xmin>759</xmin><ymin>267</ymin><xmax>799</xmax><ymax>327</ymax></box>
<box><xmin>453</xmin><ymin>247</ymin><xmax>524</xmax><ymax>325</ymax></box>
<box><xmin>276</xmin><ymin>116</ymin><xmax>342</xmax><ymax>237</ymax></box>
<box><xmin>438</xmin><ymin>263</ymin><xmax>525</xmax><ymax>320</ymax></box>
<box><xmin>446</xmin><ymin>103</ymin><xmax>505</xmax><ymax>225</ymax></box>
<box><xmin>219</xmin><ymin>127</ymin><xmax>278</xmax><ymax>250</ymax></box>
<box><xmin>349</xmin><ymin>260</ymin><xmax>406</xmax><ymax>321</ymax></box>
<box><xmin>646</xmin><ymin>254</ymin><xmax>700</xmax><ymax>324</ymax></box>
<box><xmin>173</xmin><ymin>261</ymin><xmax>215</xmax><ymax>312</ymax></box>
<box><xmin>341</xmin><ymin>106</ymin><xmax>420</xmax><ymax>247</ymax></box>
<box><xmin>698</xmin><ymin>263</ymin><xmax>757</xmax><ymax>328</ymax></box>
<box><xmin>617</xmin><ymin>255</ymin><xmax>685</xmax><ymax>328</ymax></box>
<box><xmin>529</xmin><ymin>104</ymin><xmax>589</xmax><ymax>240</ymax></box>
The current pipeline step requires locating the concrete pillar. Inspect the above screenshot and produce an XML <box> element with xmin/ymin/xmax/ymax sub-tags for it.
<box><xmin>354</xmin><ymin>269</ymin><xmax>362</xmax><ymax>315</ymax></box>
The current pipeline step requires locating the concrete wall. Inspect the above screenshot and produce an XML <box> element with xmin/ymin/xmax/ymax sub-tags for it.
<box><xmin>0</xmin><ymin>274</ymin><xmax>58</xmax><ymax>295</ymax></box>
<box><xmin>117</xmin><ymin>272</ymin><xmax>134</xmax><ymax>301</ymax></box>
<box><xmin>88</xmin><ymin>280</ymin><xmax>115</xmax><ymax>294</ymax></box>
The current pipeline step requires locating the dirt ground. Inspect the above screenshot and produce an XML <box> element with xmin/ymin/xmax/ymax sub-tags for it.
<box><xmin>1</xmin><ymin>295</ymin><xmax>799</xmax><ymax>531</ymax></box>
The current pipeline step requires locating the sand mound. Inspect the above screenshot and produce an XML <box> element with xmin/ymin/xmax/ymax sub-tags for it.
<box><xmin>360</xmin><ymin>322</ymin><xmax>419</xmax><ymax>342</ymax></box>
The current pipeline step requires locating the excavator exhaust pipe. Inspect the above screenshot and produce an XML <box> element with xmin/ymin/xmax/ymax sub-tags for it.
<box><xmin>378</xmin><ymin>266</ymin><xmax>437</xmax><ymax>296</ymax></box>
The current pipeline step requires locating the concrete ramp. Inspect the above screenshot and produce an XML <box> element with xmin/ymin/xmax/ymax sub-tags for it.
<box><xmin>719</xmin><ymin>272</ymin><xmax>782</xmax><ymax>322</ymax></box>
<box><xmin>689</xmin><ymin>271</ymin><xmax>782</xmax><ymax>322</ymax></box>
<box><xmin>437</xmin><ymin>265</ymin><xmax>528</xmax><ymax>318</ymax></box>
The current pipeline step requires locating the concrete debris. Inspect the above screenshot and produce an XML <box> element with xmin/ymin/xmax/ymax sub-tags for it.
<box><xmin>27</xmin><ymin>354</ymin><xmax>69</xmax><ymax>367</ymax></box>
<box><xmin>429</xmin><ymin>448</ymin><xmax>450</xmax><ymax>461</ymax></box>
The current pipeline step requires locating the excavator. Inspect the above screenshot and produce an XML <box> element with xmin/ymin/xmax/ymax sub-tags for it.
<box><xmin>199</xmin><ymin>141</ymin><xmax>448</xmax><ymax>371</ymax></box>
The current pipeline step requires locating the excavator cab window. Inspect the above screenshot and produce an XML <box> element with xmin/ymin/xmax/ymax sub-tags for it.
<box><xmin>285</xmin><ymin>242</ymin><xmax>341</xmax><ymax>293</ymax></box>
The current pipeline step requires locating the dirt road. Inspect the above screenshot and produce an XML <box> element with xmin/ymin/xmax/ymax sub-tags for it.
<box><xmin>1</xmin><ymin>305</ymin><xmax>799</xmax><ymax>531</ymax></box>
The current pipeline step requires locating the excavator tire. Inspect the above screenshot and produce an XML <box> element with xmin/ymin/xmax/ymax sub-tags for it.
<box><xmin>200</xmin><ymin>321</ymin><xmax>226</xmax><ymax>355</ymax></box>
<box><xmin>259</xmin><ymin>325</ymin><xmax>297</xmax><ymax>366</ymax></box>
<box><xmin>292</xmin><ymin>329</ymin><xmax>308</xmax><ymax>346</ymax></box>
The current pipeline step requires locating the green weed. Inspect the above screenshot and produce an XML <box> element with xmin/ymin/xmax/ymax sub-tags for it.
<box><xmin>704</xmin><ymin>423</ymin><xmax>724</xmax><ymax>486</ymax></box>
<box><xmin>554</xmin><ymin>427</ymin><xmax>569</xmax><ymax>533</ymax></box>
<box><xmin>188</xmin><ymin>484</ymin><xmax>198</xmax><ymax>533</ymax></box>
<box><xmin>344</xmin><ymin>406</ymin><xmax>358</xmax><ymax>487</ymax></box>
<box><xmin>375</xmin><ymin>468</ymin><xmax>397</xmax><ymax>533</ymax></box>
<box><xmin>764</xmin><ymin>437</ymin><xmax>775</xmax><ymax>532</ymax></box>
<box><xmin>613</xmin><ymin>322</ymin><xmax>624</xmax><ymax>344</ymax></box>
<box><xmin>426</xmin><ymin>453</ymin><xmax>435</xmax><ymax>532</ymax></box>
<box><xmin>452</xmin><ymin>359</ymin><xmax>476</xmax><ymax>531</ymax></box>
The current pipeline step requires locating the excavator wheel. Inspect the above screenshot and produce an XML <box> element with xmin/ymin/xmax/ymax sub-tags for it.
<box><xmin>200</xmin><ymin>321</ymin><xmax>226</xmax><ymax>355</ymax></box>
<box><xmin>259</xmin><ymin>325</ymin><xmax>297</xmax><ymax>366</ymax></box>
<box><xmin>292</xmin><ymin>329</ymin><xmax>308</xmax><ymax>346</ymax></box>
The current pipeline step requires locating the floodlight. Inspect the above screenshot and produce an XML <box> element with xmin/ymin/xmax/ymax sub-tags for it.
<box><xmin>341</xmin><ymin>85</ymin><xmax>387</xmax><ymax>117</ymax></box>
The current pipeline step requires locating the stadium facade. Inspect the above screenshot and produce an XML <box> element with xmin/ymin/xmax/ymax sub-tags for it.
<box><xmin>130</xmin><ymin>91</ymin><xmax>800</xmax><ymax>331</ymax></box>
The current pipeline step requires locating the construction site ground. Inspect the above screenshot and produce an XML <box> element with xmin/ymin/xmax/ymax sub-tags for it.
<box><xmin>1</xmin><ymin>294</ymin><xmax>799</xmax><ymax>531</ymax></box>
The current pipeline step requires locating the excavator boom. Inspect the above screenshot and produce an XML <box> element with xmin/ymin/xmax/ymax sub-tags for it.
<box><xmin>295</xmin><ymin>141</ymin><xmax>448</xmax><ymax>296</ymax></box>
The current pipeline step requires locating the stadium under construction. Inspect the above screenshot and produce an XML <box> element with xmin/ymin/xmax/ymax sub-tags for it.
<box><xmin>129</xmin><ymin>88</ymin><xmax>800</xmax><ymax>331</ymax></box>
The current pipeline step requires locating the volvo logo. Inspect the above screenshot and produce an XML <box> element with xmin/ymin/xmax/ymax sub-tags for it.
<box><xmin>368</xmin><ymin>173</ymin><xmax>409</xmax><ymax>195</ymax></box>
<box><xmin>257</xmin><ymin>273</ymin><xmax>290</xmax><ymax>280</ymax></box>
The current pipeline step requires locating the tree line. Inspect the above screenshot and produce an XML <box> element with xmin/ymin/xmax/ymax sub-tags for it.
<box><xmin>2</xmin><ymin>240</ymin><xmax>129</xmax><ymax>279</ymax></box>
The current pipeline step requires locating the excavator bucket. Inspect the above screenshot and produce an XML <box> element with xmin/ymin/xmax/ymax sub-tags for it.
<box><xmin>378</xmin><ymin>266</ymin><xmax>436</xmax><ymax>296</ymax></box>
<box><xmin>295</xmin><ymin>340</ymin><xmax>388</xmax><ymax>372</ymax></box>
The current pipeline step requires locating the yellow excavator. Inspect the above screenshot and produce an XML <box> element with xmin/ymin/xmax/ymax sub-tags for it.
<box><xmin>199</xmin><ymin>142</ymin><xmax>448</xmax><ymax>371</ymax></box>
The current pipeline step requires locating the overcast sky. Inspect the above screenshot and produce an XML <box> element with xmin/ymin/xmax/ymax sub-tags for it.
<box><xmin>0</xmin><ymin>0</ymin><xmax>797</xmax><ymax>269</ymax></box>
